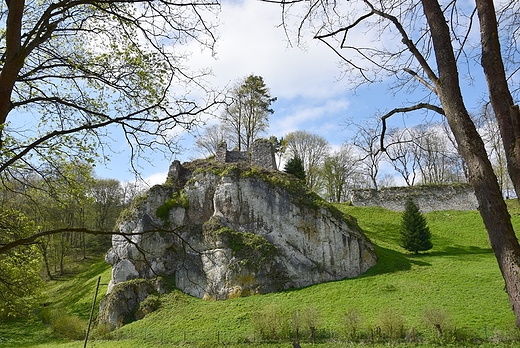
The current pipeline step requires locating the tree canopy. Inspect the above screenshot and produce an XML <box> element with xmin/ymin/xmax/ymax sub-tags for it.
<box><xmin>0</xmin><ymin>0</ymin><xmax>221</xmax><ymax>311</ymax></box>
<box><xmin>284</xmin><ymin>130</ymin><xmax>330</xmax><ymax>191</ymax></box>
<box><xmin>0</xmin><ymin>0</ymin><xmax>221</xmax><ymax>187</ymax></box>
<box><xmin>0</xmin><ymin>208</ymin><xmax>42</xmax><ymax>317</ymax></box>
<box><xmin>221</xmin><ymin>74</ymin><xmax>276</xmax><ymax>151</ymax></box>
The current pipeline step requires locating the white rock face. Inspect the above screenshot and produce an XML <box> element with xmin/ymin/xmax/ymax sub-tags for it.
<box><xmin>101</xmin><ymin>161</ymin><xmax>377</xmax><ymax>327</ymax></box>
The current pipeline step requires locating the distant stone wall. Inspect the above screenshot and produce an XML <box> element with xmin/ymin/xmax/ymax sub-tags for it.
<box><xmin>351</xmin><ymin>184</ymin><xmax>478</xmax><ymax>212</ymax></box>
<box><xmin>216</xmin><ymin>139</ymin><xmax>276</xmax><ymax>170</ymax></box>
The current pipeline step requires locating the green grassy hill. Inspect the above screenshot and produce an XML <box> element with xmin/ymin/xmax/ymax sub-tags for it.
<box><xmin>2</xmin><ymin>203</ymin><xmax>520</xmax><ymax>347</ymax></box>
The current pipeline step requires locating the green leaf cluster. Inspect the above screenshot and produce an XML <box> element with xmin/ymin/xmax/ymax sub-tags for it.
<box><xmin>399</xmin><ymin>198</ymin><xmax>433</xmax><ymax>254</ymax></box>
<box><xmin>0</xmin><ymin>209</ymin><xmax>43</xmax><ymax>318</ymax></box>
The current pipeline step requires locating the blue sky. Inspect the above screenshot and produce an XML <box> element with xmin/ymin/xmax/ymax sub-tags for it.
<box><xmin>94</xmin><ymin>0</ymin><xmax>490</xmax><ymax>186</ymax></box>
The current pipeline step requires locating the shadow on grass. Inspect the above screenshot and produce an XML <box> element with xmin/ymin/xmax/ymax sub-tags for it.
<box><xmin>359</xmin><ymin>245</ymin><xmax>431</xmax><ymax>278</ymax></box>
<box><xmin>50</xmin><ymin>257</ymin><xmax>110</xmax><ymax>281</ymax></box>
<box><xmin>46</xmin><ymin>259</ymin><xmax>110</xmax><ymax>319</ymax></box>
<box><xmin>429</xmin><ymin>245</ymin><xmax>493</xmax><ymax>257</ymax></box>
<box><xmin>359</xmin><ymin>244</ymin><xmax>494</xmax><ymax>280</ymax></box>
<box><xmin>0</xmin><ymin>318</ymin><xmax>57</xmax><ymax>346</ymax></box>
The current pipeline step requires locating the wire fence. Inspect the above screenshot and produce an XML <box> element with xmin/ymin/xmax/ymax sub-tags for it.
<box><xmin>90</xmin><ymin>324</ymin><xmax>520</xmax><ymax>347</ymax></box>
<box><xmin>108</xmin><ymin>327</ymin><xmax>344</xmax><ymax>346</ymax></box>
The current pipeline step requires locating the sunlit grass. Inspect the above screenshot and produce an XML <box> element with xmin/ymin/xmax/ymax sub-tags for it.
<box><xmin>4</xmin><ymin>203</ymin><xmax>520</xmax><ymax>347</ymax></box>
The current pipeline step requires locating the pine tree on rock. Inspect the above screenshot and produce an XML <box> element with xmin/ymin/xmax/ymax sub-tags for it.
<box><xmin>284</xmin><ymin>156</ymin><xmax>306</xmax><ymax>181</ymax></box>
<box><xmin>400</xmin><ymin>198</ymin><xmax>433</xmax><ymax>254</ymax></box>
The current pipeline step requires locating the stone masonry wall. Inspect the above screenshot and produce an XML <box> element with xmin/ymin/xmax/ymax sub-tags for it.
<box><xmin>215</xmin><ymin>142</ymin><xmax>227</xmax><ymax>163</ymax></box>
<box><xmin>251</xmin><ymin>139</ymin><xmax>277</xmax><ymax>170</ymax></box>
<box><xmin>226</xmin><ymin>150</ymin><xmax>249</xmax><ymax>163</ymax></box>
<box><xmin>351</xmin><ymin>184</ymin><xmax>478</xmax><ymax>212</ymax></box>
<box><xmin>216</xmin><ymin>139</ymin><xmax>276</xmax><ymax>169</ymax></box>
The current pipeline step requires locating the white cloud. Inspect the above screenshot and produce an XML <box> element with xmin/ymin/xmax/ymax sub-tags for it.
<box><xmin>187</xmin><ymin>1</ymin><xmax>347</xmax><ymax>101</ymax></box>
<box><xmin>97</xmin><ymin>0</ymin><xmax>385</xmax><ymax>178</ymax></box>
<box><xmin>144</xmin><ymin>171</ymin><xmax>168</xmax><ymax>187</ymax></box>
<box><xmin>270</xmin><ymin>97</ymin><xmax>351</xmax><ymax>144</ymax></box>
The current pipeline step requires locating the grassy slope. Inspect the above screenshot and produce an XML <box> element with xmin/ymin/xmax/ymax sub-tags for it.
<box><xmin>0</xmin><ymin>258</ymin><xmax>112</xmax><ymax>348</ymax></box>
<box><xmin>3</xmin><ymin>203</ymin><xmax>520</xmax><ymax>347</ymax></box>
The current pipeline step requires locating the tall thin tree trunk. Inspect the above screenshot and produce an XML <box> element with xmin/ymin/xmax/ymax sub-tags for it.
<box><xmin>39</xmin><ymin>241</ymin><xmax>53</xmax><ymax>280</ymax></box>
<box><xmin>59</xmin><ymin>236</ymin><xmax>65</xmax><ymax>275</ymax></box>
<box><xmin>476</xmin><ymin>0</ymin><xmax>520</xmax><ymax>200</ymax></box>
<box><xmin>422</xmin><ymin>0</ymin><xmax>520</xmax><ymax>328</ymax></box>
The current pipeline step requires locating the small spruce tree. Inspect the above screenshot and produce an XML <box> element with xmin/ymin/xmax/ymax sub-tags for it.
<box><xmin>284</xmin><ymin>156</ymin><xmax>306</xmax><ymax>181</ymax></box>
<box><xmin>399</xmin><ymin>198</ymin><xmax>433</xmax><ymax>254</ymax></box>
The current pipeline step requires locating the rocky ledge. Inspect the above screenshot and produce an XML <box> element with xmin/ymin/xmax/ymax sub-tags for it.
<box><xmin>99</xmin><ymin>160</ymin><xmax>377</xmax><ymax>327</ymax></box>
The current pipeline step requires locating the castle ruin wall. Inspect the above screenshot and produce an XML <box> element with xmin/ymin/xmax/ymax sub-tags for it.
<box><xmin>351</xmin><ymin>184</ymin><xmax>478</xmax><ymax>212</ymax></box>
<box><xmin>216</xmin><ymin>139</ymin><xmax>276</xmax><ymax>170</ymax></box>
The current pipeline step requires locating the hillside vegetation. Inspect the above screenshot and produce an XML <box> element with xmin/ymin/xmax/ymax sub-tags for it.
<box><xmin>2</xmin><ymin>203</ymin><xmax>520</xmax><ymax>347</ymax></box>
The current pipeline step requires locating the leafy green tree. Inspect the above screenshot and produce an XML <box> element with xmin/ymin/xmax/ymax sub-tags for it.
<box><xmin>284</xmin><ymin>131</ymin><xmax>330</xmax><ymax>191</ymax></box>
<box><xmin>0</xmin><ymin>0</ymin><xmax>219</xmax><ymax>160</ymax></box>
<box><xmin>0</xmin><ymin>208</ymin><xmax>42</xmax><ymax>317</ymax></box>
<box><xmin>222</xmin><ymin>75</ymin><xmax>277</xmax><ymax>151</ymax></box>
<box><xmin>321</xmin><ymin>145</ymin><xmax>359</xmax><ymax>202</ymax></box>
<box><xmin>284</xmin><ymin>156</ymin><xmax>306</xmax><ymax>181</ymax></box>
<box><xmin>399</xmin><ymin>199</ymin><xmax>433</xmax><ymax>254</ymax></box>
<box><xmin>0</xmin><ymin>0</ymin><xmax>220</xmax><ymax>257</ymax></box>
<box><xmin>24</xmin><ymin>161</ymin><xmax>95</xmax><ymax>275</ymax></box>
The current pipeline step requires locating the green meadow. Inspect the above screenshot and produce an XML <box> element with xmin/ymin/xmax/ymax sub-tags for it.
<box><xmin>2</xmin><ymin>203</ymin><xmax>520</xmax><ymax>347</ymax></box>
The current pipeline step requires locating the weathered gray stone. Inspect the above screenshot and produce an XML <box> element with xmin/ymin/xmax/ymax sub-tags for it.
<box><xmin>350</xmin><ymin>184</ymin><xmax>478</xmax><ymax>212</ymax></box>
<box><xmin>98</xmin><ymin>279</ymin><xmax>160</xmax><ymax>328</ymax></box>
<box><xmin>215</xmin><ymin>138</ymin><xmax>276</xmax><ymax>169</ymax></box>
<box><xmin>100</xmin><ymin>160</ymin><xmax>377</xmax><ymax>327</ymax></box>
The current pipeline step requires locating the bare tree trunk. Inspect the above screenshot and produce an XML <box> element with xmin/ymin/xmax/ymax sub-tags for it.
<box><xmin>59</xmin><ymin>236</ymin><xmax>66</xmax><ymax>275</ymax></box>
<box><xmin>39</xmin><ymin>240</ymin><xmax>54</xmax><ymax>280</ymax></box>
<box><xmin>0</xmin><ymin>0</ymin><xmax>26</xmax><ymax>143</ymax></box>
<box><xmin>476</xmin><ymin>0</ymin><xmax>520</xmax><ymax>200</ymax></box>
<box><xmin>422</xmin><ymin>0</ymin><xmax>520</xmax><ymax>328</ymax></box>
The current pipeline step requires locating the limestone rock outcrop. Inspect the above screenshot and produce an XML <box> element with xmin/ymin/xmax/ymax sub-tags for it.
<box><xmin>99</xmin><ymin>160</ymin><xmax>377</xmax><ymax>327</ymax></box>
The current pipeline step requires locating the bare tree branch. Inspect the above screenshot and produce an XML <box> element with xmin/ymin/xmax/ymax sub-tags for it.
<box><xmin>403</xmin><ymin>68</ymin><xmax>437</xmax><ymax>94</ymax></box>
<box><xmin>0</xmin><ymin>225</ymin><xmax>190</xmax><ymax>255</ymax></box>
<box><xmin>380</xmin><ymin>103</ymin><xmax>445</xmax><ymax>151</ymax></box>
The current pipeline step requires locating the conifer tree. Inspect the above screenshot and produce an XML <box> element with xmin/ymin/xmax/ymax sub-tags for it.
<box><xmin>399</xmin><ymin>198</ymin><xmax>433</xmax><ymax>254</ymax></box>
<box><xmin>222</xmin><ymin>75</ymin><xmax>276</xmax><ymax>152</ymax></box>
<box><xmin>284</xmin><ymin>156</ymin><xmax>306</xmax><ymax>181</ymax></box>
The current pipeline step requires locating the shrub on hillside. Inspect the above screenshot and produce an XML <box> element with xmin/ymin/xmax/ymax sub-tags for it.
<box><xmin>92</xmin><ymin>322</ymin><xmax>115</xmax><ymax>340</ymax></box>
<box><xmin>251</xmin><ymin>304</ymin><xmax>290</xmax><ymax>341</ymax></box>
<box><xmin>377</xmin><ymin>307</ymin><xmax>405</xmax><ymax>340</ymax></box>
<box><xmin>48</xmin><ymin>312</ymin><xmax>86</xmax><ymax>340</ymax></box>
<box><xmin>291</xmin><ymin>309</ymin><xmax>303</xmax><ymax>341</ymax></box>
<box><xmin>284</xmin><ymin>156</ymin><xmax>306</xmax><ymax>181</ymax></box>
<box><xmin>343</xmin><ymin>308</ymin><xmax>363</xmax><ymax>339</ymax></box>
<box><xmin>399</xmin><ymin>198</ymin><xmax>433</xmax><ymax>254</ymax></box>
<box><xmin>302</xmin><ymin>306</ymin><xmax>321</xmax><ymax>341</ymax></box>
<box><xmin>422</xmin><ymin>307</ymin><xmax>451</xmax><ymax>338</ymax></box>
<box><xmin>135</xmin><ymin>294</ymin><xmax>161</xmax><ymax>320</ymax></box>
